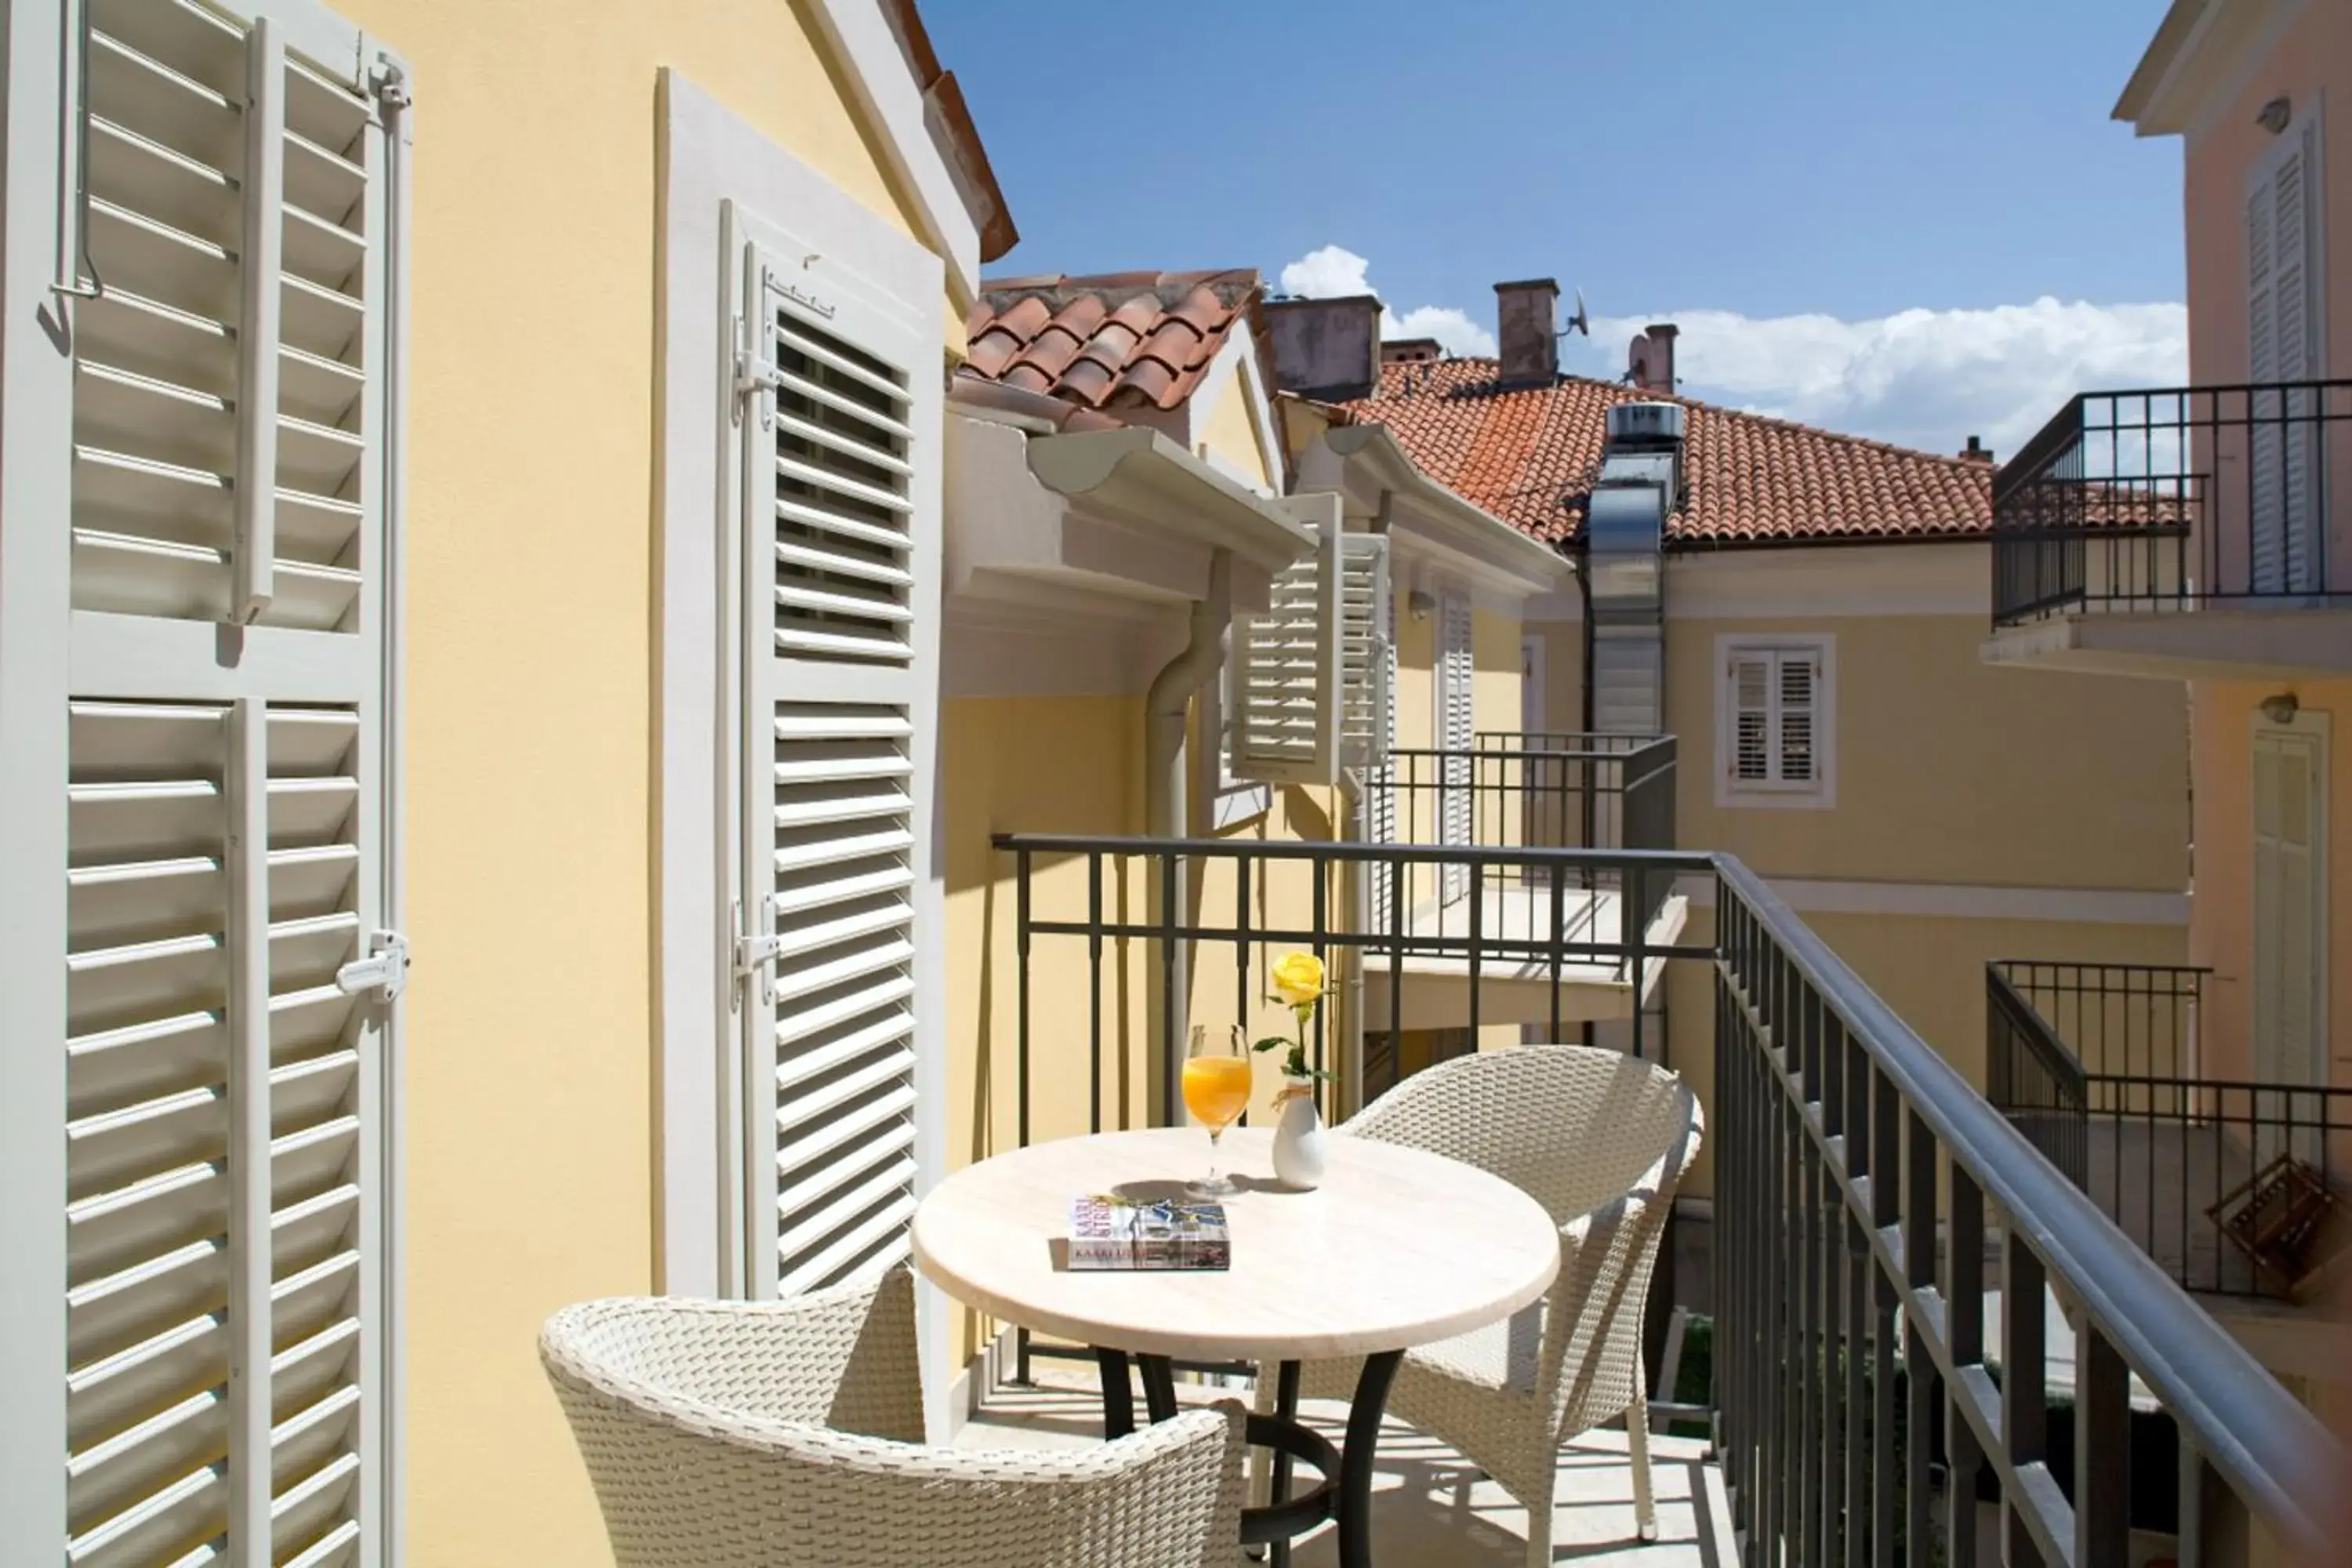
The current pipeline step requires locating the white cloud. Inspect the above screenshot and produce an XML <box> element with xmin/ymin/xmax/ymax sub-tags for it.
<box><xmin>1562</xmin><ymin>299</ymin><xmax>2187</xmax><ymax>456</ymax></box>
<box><xmin>1278</xmin><ymin>245</ymin><xmax>1498</xmax><ymax>358</ymax></box>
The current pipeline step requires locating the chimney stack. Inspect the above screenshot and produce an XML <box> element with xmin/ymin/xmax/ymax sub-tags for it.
<box><xmin>1627</xmin><ymin>323</ymin><xmax>1679</xmax><ymax>392</ymax></box>
<box><xmin>1381</xmin><ymin>338</ymin><xmax>1443</xmax><ymax>365</ymax></box>
<box><xmin>1494</xmin><ymin>278</ymin><xmax>1560</xmax><ymax>386</ymax></box>
<box><xmin>1958</xmin><ymin>435</ymin><xmax>1994</xmax><ymax>464</ymax></box>
<box><xmin>1265</xmin><ymin>295</ymin><xmax>1381</xmax><ymax>401</ymax></box>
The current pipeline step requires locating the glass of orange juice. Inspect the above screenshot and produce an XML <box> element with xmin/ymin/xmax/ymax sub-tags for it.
<box><xmin>1181</xmin><ymin>1023</ymin><xmax>1252</xmax><ymax>1197</ymax></box>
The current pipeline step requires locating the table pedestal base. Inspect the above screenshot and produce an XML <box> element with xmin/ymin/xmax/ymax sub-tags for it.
<box><xmin>1095</xmin><ymin>1348</ymin><xmax>1404</xmax><ymax>1568</ymax></box>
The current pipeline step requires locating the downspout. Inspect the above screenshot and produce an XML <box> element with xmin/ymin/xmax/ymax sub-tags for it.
<box><xmin>1145</xmin><ymin>547</ymin><xmax>1233</xmax><ymax>1125</ymax></box>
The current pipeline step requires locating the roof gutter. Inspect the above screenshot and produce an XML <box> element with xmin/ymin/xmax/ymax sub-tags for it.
<box><xmin>1025</xmin><ymin>426</ymin><xmax>1316</xmax><ymax>571</ymax></box>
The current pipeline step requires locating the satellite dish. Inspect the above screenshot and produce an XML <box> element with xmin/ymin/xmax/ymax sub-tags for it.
<box><xmin>1559</xmin><ymin>287</ymin><xmax>1591</xmax><ymax>339</ymax></box>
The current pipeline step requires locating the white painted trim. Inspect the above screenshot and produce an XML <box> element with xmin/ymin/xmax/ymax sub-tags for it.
<box><xmin>1183</xmin><ymin>325</ymin><xmax>1283</xmax><ymax>495</ymax></box>
<box><xmin>0</xmin><ymin>1</ymin><xmax>77</xmax><ymax>1548</ymax></box>
<box><xmin>801</xmin><ymin>0</ymin><xmax>982</xmax><ymax>307</ymax></box>
<box><xmin>655</xmin><ymin>71</ymin><xmax>949</xmax><ymax>1308</ymax></box>
<box><xmin>1714</xmin><ymin>633</ymin><xmax>1838</xmax><ymax>811</ymax></box>
<box><xmin>1677</xmin><ymin>875</ymin><xmax>2190</xmax><ymax>926</ymax></box>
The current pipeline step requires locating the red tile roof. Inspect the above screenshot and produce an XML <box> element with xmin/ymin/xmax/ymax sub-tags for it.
<box><xmin>963</xmin><ymin>270</ymin><xmax>1265</xmax><ymax>414</ymax></box>
<box><xmin>1334</xmin><ymin>359</ymin><xmax>1995</xmax><ymax>546</ymax></box>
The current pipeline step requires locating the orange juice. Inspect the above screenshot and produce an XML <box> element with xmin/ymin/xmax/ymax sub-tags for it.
<box><xmin>1181</xmin><ymin>1054</ymin><xmax>1252</xmax><ymax>1130</ymax></box>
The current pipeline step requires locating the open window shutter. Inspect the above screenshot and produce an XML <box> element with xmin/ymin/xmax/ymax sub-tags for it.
<box><xmin>1231</xmin><ymin>521</ymin><xmax>1341</xmax><ymax>786</ymax></box>
<box><xmin>1776</xmin><ymin>652</ymin><xmax>1818</xmax><ymax>784</ymax></box>
<box><xmin>1729</xmin><ymin>653</ymin><xmax>1773</xmax><ymax>783</ymax></box>
<box><xmin>1437</xmin><ymin>590</ymin><xmax>1473</xmax><ymax>902</ymax></box>
<box><xmin>1334</xmin><ymin>532</ymin><xmax>1391</xmax><ymax>769</ymax></box>
<box><xmin>28</xmin><ymin>2</ymin><xmax>408</xmax><ymax>1561</ymax></box>
<box><xmin>733</xmin><ymin>216</ymin><xmax>937</xmax><ymax>1301</ymax></box>
<box><xmin>1366</xmin><ymin>568</ymin><xmax>1399</xmax><ymax>921</ymax></box>
<box><xmin>2247</xmin><ymin>107</ymin><xmax>2325</xmax><ymax>595</ymax></box>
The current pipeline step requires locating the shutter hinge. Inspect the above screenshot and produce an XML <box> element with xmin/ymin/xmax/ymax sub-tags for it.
<box><xmin>732</xmin><ymin>895</ymin><xmax>780</xmax><ymax>1008</ymax></box>
<box><xmin>733</xmin><ymin>314</ymin><xmax>782</xmax><ymax>432</ymax></box>
<box><xmin>336</xmin><ymin>930</ymin><xmax>411</xmax><ymax>1001</ymax></box>
<box><xmin>365</xmin><ymin>52</ymin><xmax>411</xmax><ymax>111</ymax></box>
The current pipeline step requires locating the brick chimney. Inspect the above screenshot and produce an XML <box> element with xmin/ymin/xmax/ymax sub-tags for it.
<box><xmin>1265</xmin><ymin>295</ymin><xmax>1381</xmax><ymax>401</ymax></box>
<box><xmin>1628</xmin><ymin>323</ymin><xmax>1679</xmax><ymax>392</ymax></box>
<box><xmin>1958</xmin><ymin>435</ymin><xmax>1994</xmax><ymax>463</ymax></box>
<box><xmin>1494</xmin><ymin>278</ymin><xmax>1560</xmax><ymax>386</ymax></box>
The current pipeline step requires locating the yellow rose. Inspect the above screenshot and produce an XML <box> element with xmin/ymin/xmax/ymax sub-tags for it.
<box><xmin>1269</xmin><ymin>952</ymin><xmax>1326</xmax><ymax>1013</ymax></box>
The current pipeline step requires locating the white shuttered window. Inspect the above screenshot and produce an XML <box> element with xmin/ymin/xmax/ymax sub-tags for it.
<box><xmin>1718</xmin><ymin>637</ymin><xmax>1835</xmax><ymax>808</ymax></box>
<box><xmin>2247</xmin><ymin>103</ymin><xmax>2326</xmax><ymax>596</ymax></box>
<box><xmin>2</xmin><ymin>1</ymin><xmax>409</xmax><ymax>1562</ymax></box>
<box><xmin>729</xmin><ymin>206</ymin><xmax>939</xmax><ymax>1301</ymax></box>
<box><xmin>1231</xmin><ymin>519</ymin><xmax>1388</xmax><ymax>788</ymax></box>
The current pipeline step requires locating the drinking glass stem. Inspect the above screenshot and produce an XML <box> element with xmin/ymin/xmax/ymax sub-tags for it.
<box><xmin>1206</xmin><ymin>1126</ymin><xmax>1224</xmax><ymax>1183</ymax></box>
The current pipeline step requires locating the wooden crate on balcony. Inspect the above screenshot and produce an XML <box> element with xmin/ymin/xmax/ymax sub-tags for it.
<box><xmin>2207</xmin><ymin>1152</ymin><xmax>2345</xmax><ymax>1301</ymax></box>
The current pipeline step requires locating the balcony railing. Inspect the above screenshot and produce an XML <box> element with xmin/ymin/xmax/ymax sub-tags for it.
<box><xmin>1991</xmin><ymin>379</ymin><xmax>2352</xmax><ymax>625</ymax></box>
<box><xmin>1989</xmin><ymin>960</ymin><xmax>2350</xmax><ymax>1301</ymax></box>
<box><xmin>985</xmin><ymin>836</ymin><xmax>2342</xmax><ymax>1563</ymax></box>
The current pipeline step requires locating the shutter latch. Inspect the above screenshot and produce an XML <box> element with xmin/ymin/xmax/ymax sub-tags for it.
<box><xmin>734</xmin><ymin>315</ymin><xmax>783</xmax><ymax>432</ymax></box>
<box><xmin>732</xmin><ymin>895</ymin><xmax>781</xmax><ymax>1008</ymax></box>
<box><xmin>336</xmin><ymin>930</ymin><xmax>411</xmax><ymax>1001</ymax></box>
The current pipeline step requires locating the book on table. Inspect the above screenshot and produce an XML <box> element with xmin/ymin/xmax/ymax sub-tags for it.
<box><xmin>1068</xmin><ymin>1195</ymin><xmax>1230</xmax><ymax>1272</ymax></box>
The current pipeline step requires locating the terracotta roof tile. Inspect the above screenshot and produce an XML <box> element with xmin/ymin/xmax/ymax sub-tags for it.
<box><xmin>960</xmin><ymin>269</ymin><xmax>1265</xmax><ymax>415</ymax></box>
<box><xmin>1335</xmin><ymin>360</ymin><xmax>1995</xmax><ymax>546</ymax></box>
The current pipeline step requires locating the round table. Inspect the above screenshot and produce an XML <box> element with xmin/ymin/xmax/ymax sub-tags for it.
<box><xmin>912</xmin><ymin>1126</ymin><xmax>1560</xmax><ymax>1567</ymax></box>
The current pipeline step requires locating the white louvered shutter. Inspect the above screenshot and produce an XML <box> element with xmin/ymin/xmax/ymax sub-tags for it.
<box><xmin>1335</xmin><ymin>533</ymin><xmax>1392</xmax><ymax>769</ymax></box>
<box><xmin>1</xmin><ymin>2</ymin><xmax>408</xmax><ymax>1562</ymax></box>
<box><xmin>731</xmin><ymin>212</ymin><xmax>938</xmax><ymax>1301</ymax></box>
<box><xmin>1727</xmin><ymin>647</ymin><xmax>1820</xmax><ymax>791</ymax></box>
<box><xmin>1232</xmin><ymin>520</ymin><xmax>1341</xmax><ymax>786</ymax></box>
<box><xmin>1436</xmin><ymin>590</ymin><xmax>1474</xmax><ymax>903</ymax></box>
<box><xmin>2249</xmin><ymin>108</ymin><xmax>2324</xmax><ymax>595</ymax></box>
<box><xmin>1367</xmin><ymin>569</ymin><xmax>1399</xmax><ymax>921</ymax></box>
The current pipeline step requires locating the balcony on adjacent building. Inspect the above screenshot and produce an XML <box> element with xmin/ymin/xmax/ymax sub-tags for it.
<box><xmin>1980</xmin><ymin>380</ymin><xmax>2352</xmax><ymax>679</ymax></box>
<box><xmin>1988</xmin><ymin>960</ymin><xmax>2349</xmax><ymax>1309</ymax></box>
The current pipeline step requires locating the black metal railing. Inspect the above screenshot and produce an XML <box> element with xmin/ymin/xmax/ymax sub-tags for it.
<box><xmin>1988</xmin><ymin>960</ymin><xmax>2350</xmax><ymax>1300</ymax></box>
<box><xmin>1991</xmin><ymin>379</ymin><xmax>2352</xmax><ymax>623</ymax></box>
<box><xmin>980</xmin><ymin>837</ymin><xmax>2344</xmax><ymax>1562</ymax></box>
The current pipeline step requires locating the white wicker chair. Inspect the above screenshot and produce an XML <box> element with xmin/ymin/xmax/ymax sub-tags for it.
<box><xmin>543</xmin><ymin>1266</ymin><xmax>1250</xmax><ymax>1567</ymax></box>
<box><xmin>1261</xmin><ymin>1044</ymin><xmax>1703</xmax><ymax>1566</ymax></box>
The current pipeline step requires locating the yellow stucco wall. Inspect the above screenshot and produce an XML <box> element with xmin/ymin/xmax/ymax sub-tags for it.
<box><xmin>942</xmin><ymin>695</ymin><xmax>1148</xmax><ymax>1362</ymax></box>
<box><xmin>1668</xmin><ymin>613</ymin><xmax>2189</xmax><ymax>891</ymax></box>
<box><xmin>1191</xmin><ymin>358</ymin><xmax>1274</xmax><ymax>492</ymax></box>
<box><xmin>318</xmin><ymin>2</ymin><xmax>960</xmax><ymax>1558</ymax></box>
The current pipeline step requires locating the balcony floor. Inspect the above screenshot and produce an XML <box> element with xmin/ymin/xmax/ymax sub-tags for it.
<box><xmin>956</xmin><ymin>1371</ymin><xmax>1736</xmax><ymax>1565</ymax></box>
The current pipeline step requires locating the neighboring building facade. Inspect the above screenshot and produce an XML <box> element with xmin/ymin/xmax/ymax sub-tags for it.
<box><xmin>1983</xmin><ymin>0</ymin><xmax>2351</xmax><ymax>1420</ymax></box>
<box><xmin>0</xmin><ymin>0</ymin><xmax>1009</xmax><ymax>1559</ymax></box>
<box><xmin>1264</xmin><ymin>287</ymin><xmax>2197</xmax><ymax>1201</ymax></box>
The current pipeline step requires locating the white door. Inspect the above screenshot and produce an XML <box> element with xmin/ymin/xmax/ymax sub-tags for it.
<box><xmin>727</xmin><ymin>208</ymin><xmax>940</xmax><ymax>1302</ymax></box>
<box><xmin>2252</xmin><ymin>717</ymin><xmax>2328</xmax><ymax>1164</ymax></box>
<box><xmin>0</xmin><ymin>2</ymin><xmax>410</xmax><ymax>1558</ymax></box>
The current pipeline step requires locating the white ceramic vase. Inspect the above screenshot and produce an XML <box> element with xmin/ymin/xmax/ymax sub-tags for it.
<box><xmin>1271</xmin><ymin>1076</ymin><xmax>1327</xmax><ymax>1190</ymax></box>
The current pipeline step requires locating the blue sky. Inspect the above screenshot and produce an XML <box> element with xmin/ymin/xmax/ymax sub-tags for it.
<box><xmin>925</xmin><ymin>0</ymin><xmax>2190</xmax><ymax>456</ymax></box>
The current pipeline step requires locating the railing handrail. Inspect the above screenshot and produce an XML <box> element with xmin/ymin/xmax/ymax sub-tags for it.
<box><xmin>1995</xmin><ymin>390</ymin><xmax>2089</xmax><ymax>505</ymax></box>
<box><xmin>1985</xmin><ymin>964</ymin><xmax>2090</xmax><ymax>1099</ymax></box>
<box><xmin>990</xmin><ymin>832</ymin><xmax>1709</xmax><ymax>871</ymax></box>
<box><xmin>1722</xmin><ymin>857</ymin><xmax>2335</xmax><ymax>1556</ymax></box>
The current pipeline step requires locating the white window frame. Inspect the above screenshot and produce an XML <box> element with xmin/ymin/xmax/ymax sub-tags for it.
<box><xmin>1715</xmin><ymin>633</ymin><xmax>1837</xmax><ymax>810</ymax></box>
